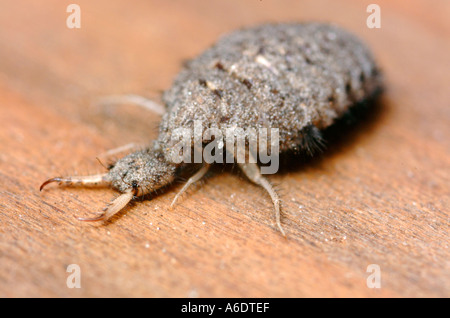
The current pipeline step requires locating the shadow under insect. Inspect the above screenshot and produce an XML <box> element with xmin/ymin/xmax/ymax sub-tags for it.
<box><xmin>275</xmin><ymin>89</ymin><xmax>386</xmax><ymax>174</ymax></box>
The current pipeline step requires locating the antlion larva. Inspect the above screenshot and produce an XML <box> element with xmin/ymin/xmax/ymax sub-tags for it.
<box><xmin>40</xmin><ymin>22</ymin><xmax>382</xmax><ymax>236</ymax></box>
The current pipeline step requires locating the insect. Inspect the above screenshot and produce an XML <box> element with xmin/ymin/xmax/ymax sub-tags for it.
<box><xmin>40</xmin><ymin>22</ymin><xmax>382</xmax><ymax>236</ymax></box>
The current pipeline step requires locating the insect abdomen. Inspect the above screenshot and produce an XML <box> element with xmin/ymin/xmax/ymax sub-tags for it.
<box><xmin>160</xmin><ymin>22</ymin><xmax>382</xmax><ymax>153</ymax></box>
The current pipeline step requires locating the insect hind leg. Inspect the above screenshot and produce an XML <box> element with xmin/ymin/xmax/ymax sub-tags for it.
<box><xmin>237</xmin><ymin>160</ymin><xmax>286</xmax><ymax>237</ymax></box>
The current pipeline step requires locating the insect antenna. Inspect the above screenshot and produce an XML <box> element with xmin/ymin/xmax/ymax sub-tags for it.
<box><xmin>96</xmin><ymin>157</ymin><xmax>109</xmax><ymax>171</ymax></box>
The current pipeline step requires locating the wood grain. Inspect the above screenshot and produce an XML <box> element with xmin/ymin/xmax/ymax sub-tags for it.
<box><xmin>0</xmin><ymin>0</ymin><xmax>448</xmax><ymax>297</ymax></box>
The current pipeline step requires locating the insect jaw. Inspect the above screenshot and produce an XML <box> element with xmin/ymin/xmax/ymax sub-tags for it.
<box><xmin>39</xmin><ymin>177</ymin><xmax>63</xmax><ymax>191</ymax></box>
<box><xmin>77</xmin><ymin>188</ymin><xmax>135</xmax><ymax>222</ymax></box>
<box><xmin>133</xmin><ymin>185</ymin><xmax>145</xmax><ymax>197</ymax></box>
<box><xmin>39</xmin><ymin>173</ymin><xmax>111</xmax><ymax>191</ymax></box>
<box><xmin>39</xmin><ymin>172</ymin><xmax>140</xmax><ymax>223</ymax></box>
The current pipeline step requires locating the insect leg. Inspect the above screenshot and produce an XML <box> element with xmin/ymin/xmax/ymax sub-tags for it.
<box><xmin>237</xmin><ymin>160</ymin><xmax>286</xmax><ymax>237</ymax></box>
<box><xmin>97</xmin><ymin>142</ymin><xmax>145</xmax><ymax>162</ymax></box>
<box><xmin>40</xmin><ymin>173</ymin><xmax>110</xmax><ymax>191</ymax></box>
<box><xmin>95</xmin><ymin>94</ymin><xmax>166</xmax><ymax>115</ymax></box>
<box><xmin>170</xmin><ymin>164</ymin><xmax>210</xmax><ymax>208</ymax></box>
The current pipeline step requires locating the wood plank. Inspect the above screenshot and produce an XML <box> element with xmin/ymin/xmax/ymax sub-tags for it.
<box><xmin>0</xmin><ymin>0</ymin><xmax>448</xmax><ymax>297</ymax></box>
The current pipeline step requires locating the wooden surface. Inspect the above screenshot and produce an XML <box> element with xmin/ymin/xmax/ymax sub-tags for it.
<box><xmin>0</xmin><ymin>0</ymin><xmax>449</xmax><ymax>297</ymax></box>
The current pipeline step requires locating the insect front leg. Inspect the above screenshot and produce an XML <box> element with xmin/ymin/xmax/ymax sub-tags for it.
<box><xmin>96</xmin><ymin>142</ymin><xmax>148</xmax><ymax>169</ymax></box>
<box><xmin>95</xmin><ymin>94</ymin><xmax>166</xmax><ymax>116</ymax></box>
<box><xmin>170</xmin><ymin>163</ymin><xmax>210</xmax><ymax>208</ymax></box>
